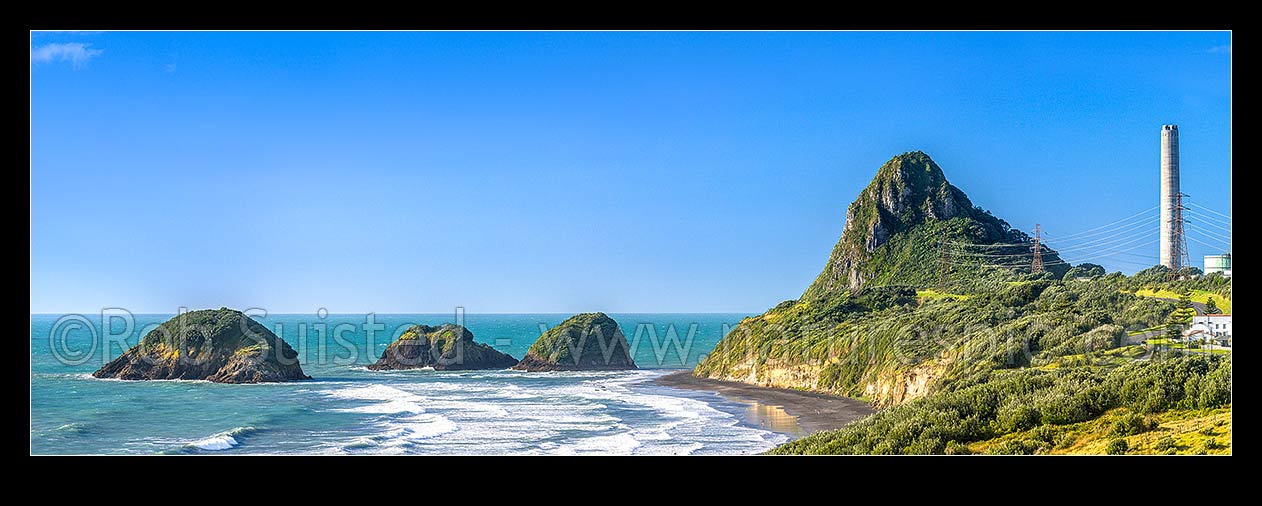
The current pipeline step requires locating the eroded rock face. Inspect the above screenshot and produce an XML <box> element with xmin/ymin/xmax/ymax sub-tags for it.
<box><xmin>802</xmin><ymin>151</ymin><xmax>1066</xmax><ymax>298</ymax></box>
<box><xmin>367</xmin><ymin>324</ymin><xmax>517</xmax><ymax>371</ymax></box>
<box><xmin>512</xmin><ymin>313</ymin><xmax>637</xmax><ymax>371</ymax></box>
<box><xmin>93</xmin><ymin>308</ymin><xmax>310</xmax><ymax>383</ymax></box>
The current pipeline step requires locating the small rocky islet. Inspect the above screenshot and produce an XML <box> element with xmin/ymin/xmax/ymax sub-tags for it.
<box><xmin>367</xmin><ymin>323</ymin><xmax>518</xmax><ymax>371</ymax></box>
<box><xmin>512</xmin><ymin>312</ymin><xmax>637</xmax><ymax>372</ymax></box>
<box><xmin>93</xmin><ymin>308</ymin><xmax>310</xmax><ymax>384</ymax></box>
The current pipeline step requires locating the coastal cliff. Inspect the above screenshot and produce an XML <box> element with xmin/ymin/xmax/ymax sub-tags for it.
<box><xmin>93</xmin><ymin>308</ymin><xmax>310</xmax><ymax>383</ymax></box>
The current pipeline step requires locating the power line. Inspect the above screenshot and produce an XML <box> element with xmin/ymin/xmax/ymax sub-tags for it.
<box><xmin>1041</xmin><ymin>240</ymin><xmax>1159</xmax><ymax>267</ymax></box>
<box><xmin>949</xmin><ymin>252</ymin><xmax>1030</xmax><ymax>259</ymax></box>
<box><xmin>1187</xmin><ymin>235</ymin><xmax>1230</xmax><ymax>251</ymax></box>
<box><xmin>945</xmin><ymin>241</ymin><xmax>1036</xmax><ymax>249</ymax></box>
<box><xmin>1187</xmin><ymin>224</ymin><xmax>1232</xmax><ymax>244</ymax></box>
<box><xmin>1056</xmin><ymin>239</ymin><xmax>1159</xmax><ymax>262</ymax></box>
<box><xmin>1188</xmin><ymin>229</ymin><xmax>1231</xmax><ymax>246</ymax></box>
<box><xmin>1049</xmin><ymin>226</ymin><xmax>1159</xmax><ymax>254</ymax></box>
<box><xmin>1042</xmin><ymin>215</ymin><xmax>1160</xmax><ymax>244</ymax></box>
<box><xmin>1039</xmin><ymin>205</ymin><xmax>1159</xmax><ymax>241</ymax></box>
<box><xmin>950</xmin><ymin>239</ymin><xmax>1158</xmax><ymax>270</ymax></box>
<box><xmin>948</xmin><ymin>248</ymin><xmax>1048</xmax><ymax>258</ymax></box>
<box><xmin>1182</xmin><ymin>207</ymin><xmax>1232</xmax><ymax>226</ymax></box>
<box><xmin>1057</xmin><ymin>251</ymin><xmax>1159</xmax><ymax>264</ymax></box>
<box><xmin>950</xmin><ymin>226</ymin><xmax>1155</xmax><ymax>258</ymax></box>
<box><xmin>1042</xmin><ymin>257</ymin><xmax>1159</xmax><ymax>269</ymax></box>
<box><xmin>1044</xmin><ymin>228</ymin><xmax>1158</xmax><ymax>254</ymax></box>
<box><xmin>1043</xmin><ymin>224</ymin><xmax>1159</xmax><ymax>249</ymax></box>
<box><xmin>1185</xmin><ymin>202</ymin><xmax>1232</xmax><ymax>220</ymax></box>
<box><xmin>1186</xmin><ymin>229</ymin><xmax>1231</xmax><ymax>248</ymax></box>
<box><xmin>1183</xmin><ymin>211</ymin><xmax>1232</xmax><ymax>234</ymax></box>
<box><xmin>1111</xmin><ymin>251</ymin><xmax>1160</xmax><ymax>260</ymax></box>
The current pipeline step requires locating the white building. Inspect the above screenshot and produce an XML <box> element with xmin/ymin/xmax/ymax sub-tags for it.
<box><xmin>1189</xmin><ymin>314</ymin><xmax>1231</xmax><ymax>346</ymax></box>
<box><xmin>1205</xmin><ymin>253</ymin><xmax>1232</xmax><ymax>277</ymax></box>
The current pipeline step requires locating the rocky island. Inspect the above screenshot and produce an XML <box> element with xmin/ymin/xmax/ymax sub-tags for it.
<box><xmin>512</xmin><ymin>312</ymin><xmax>637</xmax><ymax>371</ymax></box>
<box><xmin>368</xmin><ymin>324</ymin><xmax>518</xmax><ymax>371</ymax></box>
<box><xmin>93</xmin><ymin>308</ymin><xmax>310</xmax><ymax>383</ymax></box>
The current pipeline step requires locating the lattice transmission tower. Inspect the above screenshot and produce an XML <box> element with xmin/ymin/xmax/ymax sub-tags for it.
<box><xmin>1031</xmin><ymin>224</ymin><xmax>1043</xmax><ymax>274</ymax></box>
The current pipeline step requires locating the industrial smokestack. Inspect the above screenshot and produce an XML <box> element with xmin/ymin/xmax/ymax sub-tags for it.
<box><xmin>1160</xmin><ymin>124</ymin><xmax>1180</xmax><ymax>269</ymax></box>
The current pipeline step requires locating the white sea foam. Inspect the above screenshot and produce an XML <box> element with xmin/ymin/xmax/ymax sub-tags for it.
<box><xmin>325</xmin><ymin>384</ymin><xmax>416</xmax><ymax>401</ymax></box>
<box><xmin>394</xmin><ymin>414</ymin><xmax>458</xmax><ymax>439</ymax></box>
<box><xmin>323</xmin><ymin>384</ymin><xmax>459</xmax><ymax>452</ymax></box>
<box><xmin>318</xmin><ymin>369</ymin><xmax>785</xmax><ymax>455</ymax></box>
<box><xmin>327</xmin><ymin>384</ymin><xmax>430</xmax><ymax>414</ymax></box>
<box><xmin>192</xmin><ymin>435</ymin><xmax>238</xmax><ymax>451</ymax></box>
<box><xmin>188</xmin><ymin>426</ymin><xmax>255</xmax><ymax>451</ymax></box>
<box><xmin>552</xmin><ymin>433</ymin><xmax>643</xmax><ymax>455</ymax></box>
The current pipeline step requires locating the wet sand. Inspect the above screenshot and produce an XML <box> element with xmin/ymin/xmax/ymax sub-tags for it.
<box><xmin>655</xmin><ymin>372</ymin><xmax>875</xmax><ymax>435</ymax></box>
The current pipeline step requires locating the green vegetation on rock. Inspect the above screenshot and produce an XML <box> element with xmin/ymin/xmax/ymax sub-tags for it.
<box><xmin>1063</xmin><ymin>263</ymin><xmax>1106</xmax><ymax>280</ymax></box>
<box><xmin>368</xmin><ymin>324</ymin><xmax>518</xmax><ymax>371</ymax></box>
<box><xmin>513</xmin><ymin>312</ymin><xmax>637</xmax><ymax>371</ymax></box>
<box><xmin>93</xmin><ymin>308</ymin><xmax>310</xmax><ymax>383</ymax></box>
<box><xmin>801</xmin><ymin>151</ymin><xmax>1068</xmax><ymax>300</ymax></box>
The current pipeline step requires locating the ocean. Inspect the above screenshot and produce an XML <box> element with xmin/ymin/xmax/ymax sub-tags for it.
<box><xmin>30</xmin><ymin>312</ymin><xmax>792</xmax><ymax>455</ymax></box>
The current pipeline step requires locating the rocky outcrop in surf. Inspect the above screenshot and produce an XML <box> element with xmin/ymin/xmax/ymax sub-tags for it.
<box><xmin>368</xmin><ymin>324</ymin><xmax>518</xmax><ymax>371</ymax></box>
<box><xmin>512</xmin><ymin>312</ymin><xmax>637</xmax><ymax>371</ymax></box>
<box><xmin>93</xmin><ymin>308</ymin><xmax>310</xmax><ymax>383</ymax></box>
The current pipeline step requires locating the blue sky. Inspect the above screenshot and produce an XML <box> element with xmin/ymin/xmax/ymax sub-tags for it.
<box><xmin>30</xmin><ymin>31</ymin><xmax>1232</xmax><ymax>313</ymax></box>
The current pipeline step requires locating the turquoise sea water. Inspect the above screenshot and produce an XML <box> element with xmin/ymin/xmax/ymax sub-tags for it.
<box><xmin>31</xmin><ymin>313</ymin><xmax>789</xmax><ymax>455</ymax></box>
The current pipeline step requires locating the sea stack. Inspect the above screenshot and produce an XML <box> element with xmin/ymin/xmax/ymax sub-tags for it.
<box><xmin>368</xmin><ymin>324</ymin><xmax>518</xmax><ymax>371</ymax></box>
<box><xmin>512</xmin><ymin>312</ymin><xmax>637</xmax><ymax>371</ymax></box>
<box><xmin>93</xmin><ymin>308</ymin><xmax>310</xmax><ymax>383</ymax></box>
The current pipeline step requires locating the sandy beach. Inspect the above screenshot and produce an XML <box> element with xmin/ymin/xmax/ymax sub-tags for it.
<box><xmin>654</xmin><ymin>372</ymin><xmax>875</xmax><ymax>435</ymax></box>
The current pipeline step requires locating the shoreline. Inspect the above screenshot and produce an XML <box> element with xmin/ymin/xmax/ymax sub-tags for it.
<box><xmin>654</xmin><ymin>371</ymin><xmax>875</xmax><ymax>436</ymax></box>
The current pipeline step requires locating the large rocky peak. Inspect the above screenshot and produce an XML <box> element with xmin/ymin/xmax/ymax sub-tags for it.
<box><xmin>845</xmin><ymin>151</ymin><xmax>974</xmax><ymax>252</ymax></box>
<box><xmin>802</xmin><ymin>152</ymin><xmax>1046</xmax><ymax>298</ymax></box>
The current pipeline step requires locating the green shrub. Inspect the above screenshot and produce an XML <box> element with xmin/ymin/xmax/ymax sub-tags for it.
<box><xmin>1154</xmin><ymin>436</ymin><xmax>1176</xmax><ymax>452</ymax></box>
<box><xmin>1106</xmin><ymin>438</ymin><xmax>1129</xmax><ymax>455</ymax></box>
<box><xmin>987</xmin><ymin>439</ymin><xmax>1043</xmax><ymax>455</ymax></box>
<box><xmin>996</xmin><ymin>401</ymin><xmax>1041</xmax><ymax>432</ymax></box>
<box><xmin>944</xmin><ymin>440</ymin><xmax>972</xmax><ymax>455</ymax></box>
<box><xmin>1030</xmin><ymin>425</ymin><xmax>1055</xmax><ymax>444</ymax></box>
<box><xmin>1110</xmin><ymin>412</ymin><xmax>1153</xmax><ymax>437</ymax></box>
<box><xmin>1054</xmin><ymin>433</ymin><xmax>1077</xmax><ymax>450</ymax></box>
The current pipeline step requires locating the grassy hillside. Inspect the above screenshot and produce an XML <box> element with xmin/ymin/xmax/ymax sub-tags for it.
<box><xmin>967</xmin><ymin>406</ymin><xmax>1231</xmax><ymax>455</ymax></box>
<box><xmin>696</xmin><ymin>272</ymin><xmax>1180</xmax><ymax>406</ymax></box>
<box><xmin>770</xmin><ymin>354</ymin><xmax>1231</xmax><ymax>455</ymax></box>
<box><xmin>1129</xmin><ymin>288</ymin><xmax>1232</xmax><ymax>314</ymax></box>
